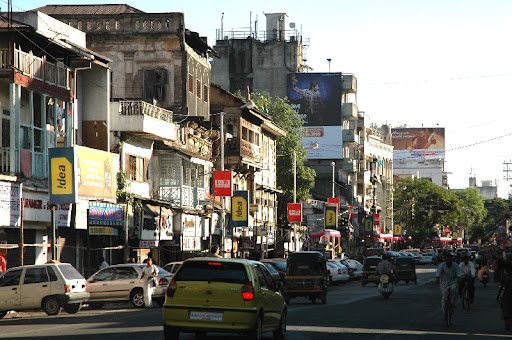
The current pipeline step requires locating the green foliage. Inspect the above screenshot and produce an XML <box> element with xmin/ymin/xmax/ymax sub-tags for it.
<box><xmin>117</xmin><ymin>170</ymin><xmax>134</xmax><ymax>204</ymax></box>
<box><xmin>479</xmin><ymin>198</ymin><xmax>512</xmax><ymax>242</ymax></box>
<box><xmin>454</xmin><ymin>188</ymin><xmax>487</xmax><ymax>242</ymax></box>
<box><xmin>250</xmin><ymin>91</ymin><xmax>316</xmax><ymax>224</ymax></box>
<box><xmin>394</xmin><ymin>177</ymin><xmax>461</xmax><ymax>246</ymax></box>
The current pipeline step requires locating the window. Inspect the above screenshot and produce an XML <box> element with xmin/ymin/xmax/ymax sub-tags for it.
<box><xmin>24</xmin><ymin>267</ymin><xmax>49</xmax><ymax>284</ymax></box>
<box><xmin>196</xmin><ymin>79</ymin><xmax>201</xmax><ymax>98</ymax></box>
<box><xmin>188</xmin><ymin>74</ymin><xmax>193</xmax><ymax>92</ymax></box>
<box><xmin>203</xmin><ymin>84</ymin><xmax>208</xmax><ymax>102</ymax></box>
<box><xmin>143</xmin><ymin>69</ymin><xmax>167</xmax><ymax>101</ymax></box>
<box><xmin>92</xmin><ymin>268</ymin><xmax>115</xmax><ymax>282</ymax></box>
<box><xmin>115</xmin><ymin>267</ymin><xmax>138</xmax><ymax>280</ymax></box>
<box><xmin>0</xmin><ymin>269</ymin><xmax>22</xmax><ymax>287</ymax></box>
<box><xmin>129</xmin><ymin>155</ymin><xmax>146</xmax><ymax>182</ymax></box>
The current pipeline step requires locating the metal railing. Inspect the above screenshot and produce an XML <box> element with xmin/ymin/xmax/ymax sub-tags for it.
<box><xmin>0</xmin><ymin>48</ymin><xmax>71</xmax><ymax>89</ymax></box>
<box><xmin>0</xmin><ymin>147</ymin><xmax>12</xmax><ymax>173</ymax></box>
<box><xmin>119</xmin><ymin>100</ymin><xmax>173</xmax><ymax>123</ymax></box>
<box><xmin>158</xmin><ymin>186</ymin><xmax>205</xmax><ymax>209</ymax></box>
<box><xmin>216</xmin><ymin>28</ymin><xmax>302</xmax><ymax>43</ymax></box>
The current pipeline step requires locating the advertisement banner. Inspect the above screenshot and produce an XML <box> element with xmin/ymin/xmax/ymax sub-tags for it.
<box><xmin>325</xmin><ymin>204</ymin><xmax>338</xmax><ymax>229</ymax></box>
<box><xmin>287</xmin><ymin>73</ymin><xmax>342</xmax><ymax>127</ymax></box>
<box><xmin>49</xmin><ymin>147</ymin><xmax>77</xmax><ymax>204</ymax></box>
<box><xmin>364</xmin><ymin>217</ymin><xmax>374</xmax><ymax>234</ymax></box>
<box><xmin>301</xmin><ymin>126</ymin><xmax>343</xmax><ymax>160</ymax></box>
<box><xmin>76</xmin><ymin>146</ymin><xmax>116</xmax><ymax>200</ymax></box>
<box><xmin>287</xmin><ymin>203</ymin><xmax>302</xmax><ymax>223</ymax></box>
<box><xmin>213</xmin><ymin>171</ymin><xmax>232</xmax><ymax>197</ymax></box>
<box><xmin>393</xmin><ymin>222</ymin><xmax>402</xmax><ymax>236</ymax></box>
<box><xmin>0</xmin><ymin>182</ymin><xmax>21</xmax><ymax>227</ymax></box>
<box><xmin>231</xmin><ymin>190</ymin><xmax>248</xmax><ymax>227</ymax></box>
<box><xmin>391</xmin><ymin>127</ymin><xmax>445</xmax><ymax>160</ymax></box>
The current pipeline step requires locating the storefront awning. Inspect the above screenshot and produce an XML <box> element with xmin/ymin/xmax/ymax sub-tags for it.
<box><xmin>324</xmin><ymin>229</ymin><xmax>341</xmax><ymax>238</ymax></box>
<box><xmin>143</xmin><ymin>204</ymin><xmax>173</xmax><ymax>217</ymax></box>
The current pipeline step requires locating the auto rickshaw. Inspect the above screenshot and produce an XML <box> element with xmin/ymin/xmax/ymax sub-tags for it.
<box><xmin>362</xmin><ymin>256</ymin><xmax>382</xmax><ymax>287</ymax></box>
<box><xmin>393</xmin><ymin>256</ymin><xmax>417</xmax><ymax>284</ymax></box>
<box><xmin>283</xmin><ymin>251</ymin><xmax>328</xmax><ymax>304</ymax></box>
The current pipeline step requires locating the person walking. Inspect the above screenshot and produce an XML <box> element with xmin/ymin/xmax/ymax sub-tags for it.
<box><xmin>139</xmin><ymin>257</ymin><xmax>159</xmax><ymax>308</ymax></box>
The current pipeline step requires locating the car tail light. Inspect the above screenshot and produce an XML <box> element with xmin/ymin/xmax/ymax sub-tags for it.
<box><xmin>159</xmin><ymin>278</ymin><xmax>169</xmax><ymax>286</ymax></box>
<box><xmin>65</xmin><ymin>284</ymin><xmax>71</xmax><ymax>293</ymax></box>
<box><xmin>84</xmin><ymin>283</ymin><xmax>88</xmax><ymax>291</ymax></box>
<box><xmin>166</xmin><ymin>278</ymin><xmax>177</xmax><ymax>297</ymax></box>
<box><xmin>208</xmin><ymin>262</ymin><xmax>222</xmax><ymax>266</ymax></box>
<box><xmin>241</xmin><ymin>283</ymin><xmax>254</xmax><ymax>301</ymax></box>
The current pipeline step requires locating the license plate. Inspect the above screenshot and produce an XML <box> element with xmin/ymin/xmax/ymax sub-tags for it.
<box><xmin>190</xmin><ymin>311</ymin><xmax>223</xmax><ymax>321</ymax></box>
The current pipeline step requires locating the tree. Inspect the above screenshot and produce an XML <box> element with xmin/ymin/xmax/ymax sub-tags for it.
<box><xmin>453</xmin><ymin>188</ymin><xmax>487</xmax><ymax>242</ymax></box>
<box><xmin>394</xmin><ymin>177</ymin><xmax>461</xmax><ymax>246</ymax></box>
<box><xmin>250</xmin><ymin>92</ymin><xmax>316</xmax><ymax>225</ymax></box>
<box><xmin>479</xmin><ymin>198</ymin><xmax>512</xmax><ymax>243</ymax></box>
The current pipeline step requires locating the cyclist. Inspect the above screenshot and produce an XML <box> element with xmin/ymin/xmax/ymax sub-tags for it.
<box><xmin>436</xmin><ymin>252</ymin><xmax>462</xmax><ymax>322</ymax></box>
<box><xmin>459</xmin><ymin>255</ymin><xmax>476</xmax><ymax>303</ymax></box>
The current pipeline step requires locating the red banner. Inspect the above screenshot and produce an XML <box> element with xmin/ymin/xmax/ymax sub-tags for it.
<box><xmin>287</xmin><ymin>203</ymin><xmax>302</xmax><ymax>223</ymax></box>
<box><xmin>213</xmin><ymin>171</ymin><xmax>232</xmax><ymax>197</ymax></box>
<box><xmin>374</xmin><ymin>213</ymin><xmax>380</xmax><ymax>226</ymax></box>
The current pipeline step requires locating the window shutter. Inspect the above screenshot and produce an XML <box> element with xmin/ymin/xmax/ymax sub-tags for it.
<box><xmin>143</xmin><ymin>70</ymin><xmax>155</xmax><ymax>99</ymax></box>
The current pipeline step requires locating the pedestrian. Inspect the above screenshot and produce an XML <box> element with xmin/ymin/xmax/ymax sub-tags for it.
<box><xmin>139</xmin><ymin>257</ymin><xmax>159</xmax><ymax>308</ymax></box>
<box><xmin>143</xmin><ymin>252</ymin><xmax>152</xmax><ymax>263</ymax></box>
<box><xmin>209</xmin><ymin>245</ymin><xmax>222</xmax><ymax>258</ymax></box>
<box><xmin>0</xmin><ymin>254</ymin><xmax>6</xmax><ymax>273</ymax></box>
<box><xmin>99</xmin><ymin>256</ymin><xmax>109</xmax><ymax>270</ymax></box>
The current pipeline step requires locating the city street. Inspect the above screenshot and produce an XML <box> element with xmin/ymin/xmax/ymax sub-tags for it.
<box><xmin>1</xmin><ymin>266</ymin><xmax>510</xmax><ymax>340</ymax></box>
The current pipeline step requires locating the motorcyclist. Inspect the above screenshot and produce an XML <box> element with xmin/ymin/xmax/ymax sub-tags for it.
<box><xmin>436</xmin><ymin>252</ymin><xmax>462</xmax><ymax>321</ymax></box>
<box><xmin>376</xmin><ymin>254</ymin><xmax>394</xmax><ymax>279</ymax></box>
<box><xmin>459</xmin><ymin>255</ymin><xmax>476</xmax><ymax>303</ymax></box>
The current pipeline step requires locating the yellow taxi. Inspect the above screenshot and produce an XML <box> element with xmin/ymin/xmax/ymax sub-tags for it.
<box><xmin>163</xmin><ymin>257</ymin><xmax>286</xmax><ymax>340</ymax></box>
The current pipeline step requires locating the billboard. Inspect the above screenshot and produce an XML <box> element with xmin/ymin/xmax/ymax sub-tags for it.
<box><xmin>213</xmin><ymin>171</ymin><xmax>232</xmax><ymax>197</ymax></box>
<box><xmin>287</xmin><ymin>73</ymin><xmax>342</xmax><ymax>126</ymax></box>
<box><xmin>391</xmin><ymin>127</ymin><xmax>445</xmax><ymax>160</ymax></box>
<box><xmin>76</xmin><ymin>146</ymin><xmax>116</xmax><ymax>200</ymax></box>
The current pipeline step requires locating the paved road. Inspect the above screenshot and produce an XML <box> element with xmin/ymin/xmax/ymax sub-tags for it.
<box><xmin>1</xmin><ymin>265</ymin><xmax>510</xmax><ymax>340</ymax></box>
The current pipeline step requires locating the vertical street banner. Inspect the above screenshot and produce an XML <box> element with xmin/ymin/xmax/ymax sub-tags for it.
<box><xmin>231</xmin><ymin>190</ymin><xmax>248</xmax><ymax>227</ymax></box>
<box><xmin>325</xmin><ymin>204</ymin><xmax>338</xmax><ymax>229</ymax></box>
<box><xmin>364</xmin><ymin>217</ymin><xmax>374</xmax><ymax>234</ymax></box>
<box><xmin>49</xmin><ymin>147</ymin><xmax>77</xmax><ymax>204</ymax></box>
<box><xmin>393</xmin><ymin>222</ymin><xmax>402</xmax><ymax>237</ymax></box>
<box><xmin>287</xmin><ymin>203</ymin><xmax>302</xmax><ymax>223</ymax></box>
<box><xmin>213</xmin><ymin>171</ymin><xmax>232</xmax><ymax>197</ymax></box>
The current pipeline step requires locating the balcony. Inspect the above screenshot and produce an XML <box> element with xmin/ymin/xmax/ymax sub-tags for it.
<box><xmin>1</xmin><ymin>48</ymin><xmax>71</xmax><ymax>89</ymax></box>
<box><xmin>224</xmin><ymin>137</ymin><xmax>263</xmax><ymax>168</ymax></box>
<box><xmin>157</xmin><ymin>185</ymin><xmax>205</xmax><ymax>209</ymax></box>
<box><xmin>111</xmin><ymin>101</ymin><xmax>176</xmax><ymax>141</ymax></box>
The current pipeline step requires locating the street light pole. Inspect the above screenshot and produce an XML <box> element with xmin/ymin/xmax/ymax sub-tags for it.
<box><xmin>327</xmin><ymin>58</ymin><xmax>332</xmax><ymax>73</ymax></box>
<box><xmin>220</xmin><ymin>112</ymin><xmax>226</xmax><ymax>258</ymax></box>
<box><xmin>331</xmin><ymin>161</ymin><xmax>335</xmax><ymax>198</ymax></box>
<box><xmin>293</xmin><ymin>151</ymin><xmax>297</xmax><ymax>251</ymax></box>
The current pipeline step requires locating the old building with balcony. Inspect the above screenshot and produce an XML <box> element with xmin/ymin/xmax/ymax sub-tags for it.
<box><xmin>36</xmin><ymin>4</ymin><xmax>219</xmax><ymax>264</ymax></box>
<box><xmin>0</xmin><ymin>11</ymin><xmax>113</xmax><ymax>272</ymax></box>
<box><xmin>210</xmin><ymin>84</ymin><xmax>285</xmax><ymax>259</ymax></box>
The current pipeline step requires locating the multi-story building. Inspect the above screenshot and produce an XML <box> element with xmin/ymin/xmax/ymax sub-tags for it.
<box><xmin>210</xmin><ymin>84</ymin><xmax>285</xmax><ymax>259</ymax></box>
<box><xmin>37</xmin><ymin>4</ymin><xmax>219</xmax><ymax>265</ymax></box>
<box><xmin>469</xmin><ymin>177</ymin><xmax>498</xmax><ymax>200</ymax></box>
<box><xmin>0</xmin><ymin>11</ymin><xmax>112</xmax><ymax>273</ymax></box>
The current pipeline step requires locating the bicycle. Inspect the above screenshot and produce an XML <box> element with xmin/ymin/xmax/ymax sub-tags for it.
<box><xmin>442</xmin><ymin>285</ymin><xmax>454</xmax><ymax>326</ymax></box>
<box><xmin>461</xmin><ymin>276</ymin><xmax>472</xmax><ymax>310</ymax></box>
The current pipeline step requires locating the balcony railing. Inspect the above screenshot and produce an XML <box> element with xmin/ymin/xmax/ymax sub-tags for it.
<box><xmin>0</xmin><ymin>48</ymin><xmax>71</xmax><ymax>89</ymax></box>
<box><xmin>119</xmin><ymin>100</ymin><xmax>173</xmax><ymax>123</ymax></box>
<box><xmin>0</xmin><ymin>147</ymin><xmax>13</xmax><ymax>174</ymax></box>
<box><xmin>158</xmin><ymin>185</ymin><xmax>205</xmax><ymax>209</ymax></box>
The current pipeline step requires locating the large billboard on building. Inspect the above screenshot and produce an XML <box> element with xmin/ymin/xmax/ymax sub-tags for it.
<box><xmin>391</xmin><ymin>127</ymin><xmax>446</xmax><ymax>160</ymax></box>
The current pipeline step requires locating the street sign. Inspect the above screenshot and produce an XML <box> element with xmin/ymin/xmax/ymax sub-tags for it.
<box><xmin>287</xmin><ymin>203</ymin><xmax>302</xmax><ymax>222</ymax></box>
<box><xmin>393</xmin><ymin>222</ymin><xmax>402</xmax><ymax>236</ymax></box>
<box><xmin>213</xmin><ymin>171</ymin><xmax>232</xmax><ymax>197</ymax></box>
<box><xmin>231</xmin><ymin>191</ymin><xmax>248</xmax><ymax>227</ymax></box>
<box><xmin>364</xmin><ymin>217</ymin><xmax>374</xmax><ymax>233</ymax></box>
<box><xmin>374</xmin><ymin>213</ymin><xmax>380</xmax><ymax>226</ymax></box>
<box><xmin>325</xmin><ymin>204</ymin><xmax>338</xmax><ymax>229</ymax></box>
<box><xmin>49</xmin><ymin>147</ymin><xmax>77</xmax><ymax>204</ymax></box>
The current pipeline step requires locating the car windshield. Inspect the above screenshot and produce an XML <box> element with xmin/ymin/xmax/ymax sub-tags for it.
<box><xmin>173</xmin><ymin>261</ymin><xmax>249</xmax><ymax>284</ymax></box>
<box><xmin>269</xmin><ymin>261</ymin><xmax>286</xmax><ymax>272</ymax></box>
<box><xmin>263</xmin><ymin>263</ymin><xmax>278</xmax><ymax>274</ymax></box>
<box><xmin>57</xmin><ymin>264</ymin><xmax>85</xmax><ymax>280</ymax></box>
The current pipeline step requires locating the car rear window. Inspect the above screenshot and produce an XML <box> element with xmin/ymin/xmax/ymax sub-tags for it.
<box><xmin>269</xmin><ymin>261</ymin><xmax>286</xmax><ymax>272</ymax></box>
<box><xmin>56</xmin><ymin>264</ymin><xmax>85</xmax><ymax>280</ymax></box>
<box><xmin>174</xmin><ymin>261</ymin><xmax>249</xmax><ymax>284</ymax></box>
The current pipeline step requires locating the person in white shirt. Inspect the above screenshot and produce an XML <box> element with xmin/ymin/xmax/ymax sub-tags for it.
<box><xmin>139</xmin><ymin>257</ymin><xmax>159</xmax><ymax>308</ymax></box>
<box><xmin>99</xmin><ymin>256</ymin><xmax>109</xmax><ymax>270</ymax></box>
<box><xmin>459</xmin><ymin>255</ymin><xmax>476</xmax><ymax>303</ymax></box>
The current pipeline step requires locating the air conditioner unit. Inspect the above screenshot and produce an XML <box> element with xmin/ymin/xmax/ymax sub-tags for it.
<box><xmin>342</xmin><ymin>103</ymin><xmax>358</xmax><ymax>120</ymax></box>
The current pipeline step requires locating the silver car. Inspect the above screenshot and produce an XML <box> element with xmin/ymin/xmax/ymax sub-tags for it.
<box><xmin>86</xmin><ymin>264</ymin><xmax>171</xmax><ymax>308</ymax></box>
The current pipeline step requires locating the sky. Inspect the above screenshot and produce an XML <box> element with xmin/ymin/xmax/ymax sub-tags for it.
<box><xmin>15</xmin><ymin>0</ymin><xmax>512</xmax><ymax>198</ymax></box>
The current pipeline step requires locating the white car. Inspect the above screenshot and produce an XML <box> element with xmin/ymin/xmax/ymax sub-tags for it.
<box><xmin>0</xmin><ymin>263</ymin><xmax>90</xmax><ymax>317</ymax></box>
<box><xmin>345</xmin><ymin>259</ymin><xmax>363</xmax><ymax>278</ymax></box>
<box><xmin>327</xmin><ymin>261</ymin><xmax>350</xmax><ymax>283</ymax></box>
<box><xmin>419</xmin><ymin>252</ymin><xmax>437</xmax><ymax>265</ymax></box>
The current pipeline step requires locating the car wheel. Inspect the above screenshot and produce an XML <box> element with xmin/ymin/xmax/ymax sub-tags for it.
<box><xmin>42</xmin><ymin>296</ymin><xmax>61</xmax><ymax>315</ymax></box>
<box><xmin>163</xmin><ymin>325</ymin><xmax>180</xmax><ymax>340</ymax></box>
<box><xmin>89</xmin><ymin>302</ymin><xmax>104</xmax><ymax>309</ymax></box>
<box><xmin>273</xmin><ymin>309</ymin><xmax>287</xmax><ymax>338</ymax></box>
<box><xmin>131</xmin><ymin>288</ymin><xmax>145</xmax><ymax>308</ymax></box>
<box><xmin>63</xmin><ymin>303</ymin><xmax>82</xmax><ymax>314</ymax></box>
<box><xmin>0</xmin><ymin>311</ymin><xmax>7</xmax><ymax>318</ymax></box>
<box><xmin>248</xmin><ymin>314</ymin><xmax>263</xmax><ymax>340</ymax></box>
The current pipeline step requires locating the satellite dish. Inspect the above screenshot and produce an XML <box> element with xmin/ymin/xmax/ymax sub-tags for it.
<box><xmin>289</xmin><ymin>22</ymin><xmax>296</xmax><ymax>28</ymax></box>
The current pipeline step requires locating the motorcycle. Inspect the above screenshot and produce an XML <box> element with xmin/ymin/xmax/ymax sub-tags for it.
<box><xmin>378</xmin><ymin>273</ymin><xmax>394</xmax><ymax>299</ymax></box>
<box><xmin>478</xmin><ymin>265</ymin><xmax>490</xmax><ymax>287</ymax></box>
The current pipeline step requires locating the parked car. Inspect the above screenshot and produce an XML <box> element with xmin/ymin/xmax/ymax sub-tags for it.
<box><xmin>345</xmin><ymin>259</ymin><xmax>363</xmax><ymax>279</ymax></box>
<box><xmin>0</xmin><ymin>263</ymin><xmax>90</xmax><ymax>317</ymax></box>
<box><xmin>419</xmin><ymin>252</ymin><xmax>437</xmax><ymax>265</ymax></box>
<box><xmin>163</xmin><ymin>261</ymin><xmax>183</xmax><ymax>277</ymax></box>
<box><xmin>326</xmin><ymin>262</ymin><xmax>348</xmax><ymax>285</ymax></box>
<box><xmin>86</xmin><ymin>264</ymin><xmax>171</xmax><ymax>308</ymax></box>
<box><xmin>163</xmin><ymin>258</ymin><xmax>286</xmax><ymax>339</ymax></box>
<box><xmin>327</xmin><ymin>260</ymin><xmax>350</xmax><ymax>282</ymax></box>
<box><xmin>260</xmin><ymin>258</ymin><xmax>287</xmax><ymax>284</ymax></box>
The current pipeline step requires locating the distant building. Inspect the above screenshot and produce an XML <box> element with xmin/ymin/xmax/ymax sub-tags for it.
<box><xmin>469</xmin><ymin>177</ymin><xmax>497</xmax><ymax>200</ymax></box>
